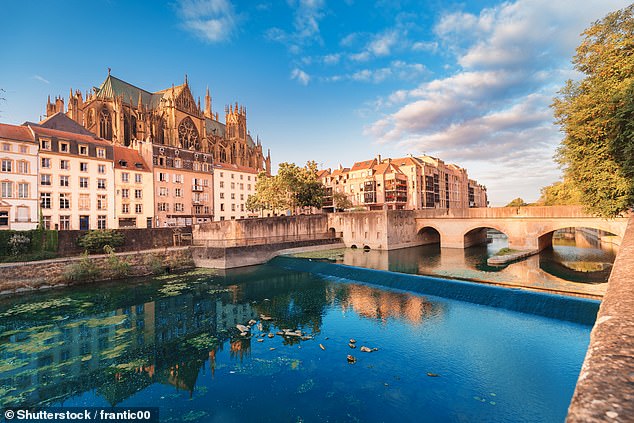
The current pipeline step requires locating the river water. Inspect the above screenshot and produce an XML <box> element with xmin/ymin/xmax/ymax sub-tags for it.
<box><xmin>0</xmin><ymin>263</ymin><xmax>593</xmax><ymax>422</ymax></box>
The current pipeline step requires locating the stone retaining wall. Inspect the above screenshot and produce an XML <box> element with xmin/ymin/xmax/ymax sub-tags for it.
<box><xmin>567</xmin><ymin>216</ymin><xmax>634</xmax><ymax>422</ymax></box>
<box><xmin>0</xmin><ymin>247</ymin><xmax>193</xmax><ymax>296</ymax></box>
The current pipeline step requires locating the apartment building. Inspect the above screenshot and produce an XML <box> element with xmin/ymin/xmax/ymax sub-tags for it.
<box><xmin>320</xmin><ymin>155</ymin><xmax>487</xmax><ymax>211</ymax></box>
<box><xmin>213</xmin><ymin>162</ymin><xmax>258</xmax><ymax>220</ymax></box>
<box><xmin>0</xmin><ymin>124</ymin><xmax>39</xmax><ymax>230</ymax></box>
<box><xmin>113</xmin><ymin>146</ymin><xmax>154</xmax><ymax>228</ymax></box>
<box><xmin>139</xmin><ymin>143</ymin><xmax>213</xmax><ymax>227</ymax></box>
<box><xmin>31</xmin><ymin>126</ymin><xmax>115</xmax><ymax>230</ymax></box>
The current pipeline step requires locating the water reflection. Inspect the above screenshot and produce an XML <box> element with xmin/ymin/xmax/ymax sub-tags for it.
<box><xmin>303</xmin><ymin>229</ymin><xmax>616</xmax><ymax>297</ymax></box>
<box><xmin>0</xmin><ymin>267</ymin><xmax>442</xmax><ymax>409</ymax></box>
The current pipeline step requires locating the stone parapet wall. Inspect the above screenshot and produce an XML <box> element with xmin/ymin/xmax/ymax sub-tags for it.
<box><xmin>0</xmin><ymin>248</ymin><xmax>193</xmax><ymax>296</ymax></box>
<box><xmin>567</xmin><ymin>216</ymin><xmax>634</xmax><ymax>422</ymax></box>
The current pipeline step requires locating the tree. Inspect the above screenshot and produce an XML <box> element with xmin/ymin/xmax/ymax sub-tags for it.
<box><xmin>538</xmin><ymin>179</ymin><xmax>582</xmax><ymax>206</ymax></box>
<box><xmin>332</xmin><ymin>192</ymin><xmax>352</xmax><ymax>211</ymax></box>
<box><xmin>246</xmin><ymin>161</ymin><xmax>325</xmax><ymax>215</ymax></box>
<box><xmin>552</xmin><ymin>5</ymin><xmax>634</xmax><ymax>217</ymax></box>
<box><xmin>505</xmin><ymin>198</ymin><xmax>527</xmax><ymax>207</ymax></box>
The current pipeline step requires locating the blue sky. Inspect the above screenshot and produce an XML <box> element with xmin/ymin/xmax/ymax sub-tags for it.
<box><xmin>0</xmin><ymin>0</ymin><xmax>629</xmax><ymax>205</ymax></box>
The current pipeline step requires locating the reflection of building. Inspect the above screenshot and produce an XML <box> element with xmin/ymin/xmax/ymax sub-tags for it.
<box><xmin>320</xmin><ymin>155</ymin><xmax>488</xmax><ymax>211</ymax></box>
<box><xmin>0</xmin><ymin>124</ymin><xmax>39</xmax><ymax>229</ymax></box>
<box><xmin>338</xmin><ymin>283</ymin><xmax>440</xmax><ymax>325</ymax></box>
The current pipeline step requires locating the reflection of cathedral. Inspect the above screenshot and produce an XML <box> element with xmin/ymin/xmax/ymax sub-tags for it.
<box><xmin>45</xmin><ymin>71</ymin><xmax>271</xmax><ymax>172</ymax></box>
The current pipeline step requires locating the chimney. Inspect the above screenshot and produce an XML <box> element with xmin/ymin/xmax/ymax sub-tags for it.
<box><xmin>377</xmin><ymin>154</ymin><xmax>382</xmax><ymax>163</ymax></box>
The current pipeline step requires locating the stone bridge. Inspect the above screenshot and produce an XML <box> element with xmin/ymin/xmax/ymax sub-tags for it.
<box><xmin>327</xmin><ymin>206</ymin><xmax>629</xmax><ymax>251</ymax></box>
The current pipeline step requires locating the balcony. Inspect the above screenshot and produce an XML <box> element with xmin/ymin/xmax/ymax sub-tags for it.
<box><xmin>192</xmin><ymin>185</ymin><xmax>204</xmax><ymax>192</ymax></box>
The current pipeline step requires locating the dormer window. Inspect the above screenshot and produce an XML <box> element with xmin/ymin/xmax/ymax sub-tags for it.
<box><xmin>40</xmin><ymin>139</ymin><xmax>51</xmax><ymax>150</ymax></box>
<box><xmin>135</xmin><ymin>162</ymin><xmax>143</xmax><ymax>169</ymax></box>
<box><xmin>119</xmin><ymin>160</ymin><xmax>128</xmax><ymax>167</ymax></box>
<box><xmin>79</xmin><ymin>145</ymin><xmax>88</xmax><ymax>156</ymax></box>
<box><xmin>60</xmin><ymin>142</ymin><xmax>69</xmax><ymax>153</ymax></box>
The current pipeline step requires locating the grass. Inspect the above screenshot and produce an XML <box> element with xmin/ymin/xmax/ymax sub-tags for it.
<box><xmin>494</xmin><ymin>248</ymin><xmax>521</xmax><ymax>256</ymax></box>
<box><xmin>0</xmin><ymin>251</ymin><xmax>59</xmax><ymax>263</ymax></box>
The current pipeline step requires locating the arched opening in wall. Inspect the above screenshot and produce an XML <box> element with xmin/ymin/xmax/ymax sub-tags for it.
<box><xmin>416</xmin><ymin>226</ymin><xmax>441</xmax><ymax>246</ymax></box>
<box><xmin>350</xmin><ymin>244</ymin><xmax>358</xmax><ymax>249</ymax></box>
<box><xmin>363</xmin><ymin>245</ymin><xmax>371</xmax><ymax>251</ymax></box>
<box><xmin>538</xmin><ymin>227</ymin><xmax>619</xmax><ymax>283</ymax></box>
<box><xmin>464</xmin><ymin>227</ymin><xmax>509</xmax><ymax>252</ymax></box>
<box><xmin>328</xmin><ymin>227</ymin><xmax>336</xmax><ymax>238</ymax></box>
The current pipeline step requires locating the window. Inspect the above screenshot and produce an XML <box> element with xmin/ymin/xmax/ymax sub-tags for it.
<box><xmin>220</xmin><ymin>203</ymin><xmax>224</xmax><ymax>211</ymax></box>
<box><xmin>122</xmin><ymin>204</ymin><xmax>130</xmax><ymax>214</ymax></box>
<box><xmin>79</xmin><ymin>145</ymin><xmax>88</xmax><ymax>155</ymax></box>
<box><xmin>175</xmin><ymin>188</ymin><xmax>182</xmax><ymax>197</ymax></box>
<box><xmin>135</xmin><ymin>173</ymin><xmax>142</xmax><ymax>183</ymax></box>
<box><xmin>240</xmin><ymin>194</ymin><xmax>244</xmax><ymax>201</ymax></box>
<box><xmin>159</xmin><ymin>187</ymin><xmax>168</xmax><ymax>196</ymax></box>
<box><xmin>122</xmin><ymin>189</ymin><xmax>130</xmax><ymax>199</ymax></box>
<box><xmin>59</xmin><ymin>175</ymin><xmax>69</xmax><ymax>187</ymax></box>
<box><xmin>17</xmin><ymin>161</ymin><xmax>28</xmax><ymax>174</ymax></box>
<box><xmin>231</xmin><ymin>193</ymin><xmax>235</xmax><ymax>200</ymax></box>
<box><xmin>97</xmin><ymin>179</ymin><xmax>106</xmax><ymax>189</ymax></box>
<box><xmin>59</xmin><ymin>215</ymin><xmax>70</xmax><ymax>230</ymax></box>
<box><xmin>231</xmin><ymin>182</ymin><xmax>235</xmax><ymax>189</ymax></box>
<box><xmin>219</xmin><ymin>192</ymin><xmax>224</xmax><ymax>199</ymax></box>
<box><xmin>240</xmin><ymin>183</ymin><xmax>244</xmax><ymax>190</ymax></box>
<box><xmin>220</xmin><ymin>216</ymin><xmax>225</xmax><ymax>221</ymax></box>
<box><xmin>97</xmin><ymin>148</ymin><xmax>106</xmax><ymax>158</ymax></box>
<box><xmin>135</xmin><ymin>204</ymin><xmax>142</xmax><ymax>214</ymax></box>
<box><xmin>59</xmin><ymin>193</ymin><xmax>70</xmax><ymax>209</ymax></box>
<box><xmin>79</xmin><ymin>194</ymin><xmax>90</xmax><ymax>210</ymax></box>
<box><xmin>40</xmin><ymin>174</ymin><xmax>51</xmax><ymax>186</ymax></box>
<box><xmin>1</xmin><ymin>181</ymin><xmax>12</xmax><ymax>198</ymax></box>
<box><xmin>40</xmin><ymin>139</ymin><xmax>51</xmax><ymax>150</ymax></box>
<box><xmin>97</xmin><ymin>195</ymin><xmax>107</xmax><ymax>210</ymax></box>
<box><xmin>174</xmin><ymin>203</ymin><xmax>184</xmax><ymax>212</ymax></box>
<box><xmin>174</xmin><ymin>174</ymin><xmax>183</xmax><ymax>183</ymax></box>
<box><xmin>59</xmin><ymin>142</ymin><xmax>69</xmax><ymax>153</ymax></box>
<box><xmin>19</xmin><ymin>145</ymin><xmax>27</xmax><ymax>154</ymax></box>
<box><xmin>219</xmin><ymin>181</ymin><xmax>224</xmax><ymax>188</ymax></box>
<box><xmin>79</xmin><ymin>177</ymin><xmax>89</xmax><ymax>188</ymax></box>
<box><xmin>80</xmin><ymin>162</ymin><xmax>88</xmax><ymax>172</ymax></box>
<box><xmin>248</xmin><ymin>184</ymin><xmax>251</xmax><ymax>190</ymax></box>
<box><xmin>248</xmin><ymin>176</ymin><xmax>251</xmax><ymax>181</ymax></box>
<box><xmin>97</xmin><ymin>215</ymin><xmax>107</xmax><ymax>229</ymax></box>
<box><xmin>41</xmin><ymin>192</ymin><xmax>51</xmax><ymax>209</ymax></box>
<box><xmin>241</xmin><ymin>204</ymin><xmax>244</xmax><ymax>212</ymax></box>
<box><xmin>1</xmin><ymin>159</ymin><xmax>11</xmax><ymax>172</ymax></box>
<box><xmin>98</xmin><ymin>164</ymin><xmax>106</xmax><ymax>174</ymax></box>
<box><xmin>122</xmin><ymin>172</ymin><xmax>129</xmax><ymax>183</ymax></box>
<box><xmin>220</xmin><ymin>172</ymin><xmax>224</xmax><ymax>177</ymax></box>
<box><xmin>174</xmin><ymin>158</ymin><xmax>182</xmax><ymax>168</ymax></box>
<box><xmin>231</xmin><ymin>174</ymin><xmax>235</xmax><ymax>179</ymax></box>
<box><xmin>231</xmin><ymin>204</ymin><xmax>236</xmax><ymax>211</ymax></box>
<box><xmin>158</xmin><ymin>172</ymin><xmax>168</xmax><ymax>182</ymax></box>
<box><xmin>42</xmin><ymin>215</ymin><xmax>51</xmax><ymax>229</ymax></box>
<box><xmin>18</xmin><ymin>183</ymin><xmax>28</xmax><ymax>199</ymax></box>
<box><xmin>41</xmin><ymin>157</ymin><xmax>51</xmax><ymax>168</ymax></box>
<box><xmin>135</xmin><ymin>189</ymin><xmax>142</xmax><ymax>199</ymax></box>
<box><xmin>240</xmin><ymin>174</ymin><xmax>243</xmax><ymax>180</ymax></box>
<box><xmin>158</xmin><ymin>203</ymin><xmax>169</xmax><ymax>212</ymax></box>
<box><xmin>2</xmin><ymin>143</ymin><xmax>10</xmax><ymax>152</ymax></box>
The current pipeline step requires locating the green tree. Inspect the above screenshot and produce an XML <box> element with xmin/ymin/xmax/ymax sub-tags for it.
<box><xmin>505</xmin><ymin>198</ymin><xmax>527</xmax><ymax>207</ymax></box>
<box><xmin>553</xmin><ymin>5</ymin><xmax>634</xmax><ymax>217</ymax></box>
<box><xmin>332</xmin><ymin>191</ymin><xmax>352</xmax><ymax>211</ymax></box>
<box><xmin>538</xmin><ymin>179</ymin><xmax>582</xmax><ymax>205</ymax></box>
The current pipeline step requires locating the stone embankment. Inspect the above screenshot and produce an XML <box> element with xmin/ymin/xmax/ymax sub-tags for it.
<box><xmin>0</xmin><ymin>247</ymin><xmax>193</xmax><ymax>296</ymax></box>
<box><xmin>567</xmin><ymin>216</ymin><xmax>634</xmax><ymax>422</ymax></box>
<box><xmin>487</xmin><ymin>249</ymin><xmax>539</xmax><ymax>266</ymax></box>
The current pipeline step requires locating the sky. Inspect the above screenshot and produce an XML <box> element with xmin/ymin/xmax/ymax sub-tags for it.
<box><xmin>0</xmin><ymin>0</ymin><xmax>629</xmax><ymax>206</ymax></box>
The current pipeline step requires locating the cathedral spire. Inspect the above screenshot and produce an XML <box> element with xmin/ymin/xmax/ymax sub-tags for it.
<box><xmin>184</xmin><ymin>74</ymin><xmax>188</xmax><ymax>86</ymax></box>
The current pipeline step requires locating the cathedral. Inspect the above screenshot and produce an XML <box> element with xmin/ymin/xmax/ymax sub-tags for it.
<box><xmin>44</xmin><ymin>70</ymin><xmax>271</xmax><ymax>173</ymax></box>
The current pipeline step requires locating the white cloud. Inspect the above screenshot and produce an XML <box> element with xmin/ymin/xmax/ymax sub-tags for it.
<box><xmin>291</xmin><ymin>68</ymin><xmax>311</xmax><ymax>85</ymax></box>
<box><xmin>350</xmin><ymin>30</ymin><xmax>401</xmax><ymax>62</ymax></box>
<box><xmin>266</xmin><ymin>0</ymin><xmax>325</xmax><ymax>52</ymax></box>
<box><xmin>367</xmin><ymin>0</ymin><xmax>631</xmax><ymax>202</ymax></box>
<box><xmin>325</xmin><ymin>61</ymin><xmax>425</xmax><ymax>84</ymax></box>
<box><xmin>176</xmin><ymin>0</ymin><xmax>238</xmax><ymax>43</ymax></box>
<box><xmin>32</xmin><ymin>75</ymin><xmax>50</xmax><ymax>84</ymax></box>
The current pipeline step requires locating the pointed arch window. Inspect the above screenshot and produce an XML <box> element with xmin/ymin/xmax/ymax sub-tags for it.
<box><xmin>99</xmin><ymin>108</ymin><xmax>112</xmax><ymax>141</ymax></box>
<box><xmin>124</xmin><ymin>112</ymin><xmax>137</xmax><ymax>146</ymax></box>
<box><xmin>178</xmin><ymin>117</ymin><xmax>200</xmax><ymax>150</ymax></box>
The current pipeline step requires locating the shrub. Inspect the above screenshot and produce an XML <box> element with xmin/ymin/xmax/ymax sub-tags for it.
<box><xmin>78</xmin><ymin>230</ymin><xmax>125</xmax><ymax>253</ymax></box>
<box><xmin>63</xmin><ymin>252</ymin><xmax>101</xmax><ymax>282</ymax></box>
<box><xmin>144</xmin><ymin>253</ymin><xmax>166</xmax><ymax>275</ymax></box>
<box><xmin>9</xmin><ymin>234</ymin><xmax>31</xmax><ymax>256</ymax></box>
<box><xmin>104</xmin><ymin>245</ymin><xmax>130</xmax><ymax>279</ymax></box>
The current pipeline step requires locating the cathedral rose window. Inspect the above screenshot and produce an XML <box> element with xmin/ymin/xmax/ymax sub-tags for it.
<box><xmin>178</xmin><ymin>117</ymin><xmax>199</xmax><ymax>149</ymax></box>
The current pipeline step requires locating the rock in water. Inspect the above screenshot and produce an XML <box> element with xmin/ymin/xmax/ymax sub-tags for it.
<box><xmin>349</xmin><ymin>339</ymin><xmax>356</xmax><ymax>344</ymax></box>
<box><xmin>348</xmin><ymin>343</ymin><xmax>356</xmax><ymax>349</ymax></box>
<box><xmin>426</xmin><ymin>373</ymin><xmax>440</xmax><ymax>377</ymax></box>
<box><xmin>347</xmin><ymin>355</ymin><xmax>356</xmax><ymax>364</ymax></box>
<box><xmin>268</xmin><ymin>333</ymin><xmax>275</xmax><ymax>338</ymax></box>
<box><xmin>319</xmin><ymin>344</ymin><xmax>326</xmax><ymax>351</ymax></box>
<box><xmin>248</xmin><ymin>319</ymin><xmax>257</xmax><ymax>326</ymax></box>
<box><xmin>236</xmin><ymin>324</ymin><xmax>249</xmax><ymax>333</ymax></box>
<box><xmin>257</xmin><ymin>339</ymin><xmax>264</xmax><ymax>343</ymax></box>
<box><xmin>360</xmin><ymin>346</ymin><xmax>372</xmax><ymax>353</ymax></box>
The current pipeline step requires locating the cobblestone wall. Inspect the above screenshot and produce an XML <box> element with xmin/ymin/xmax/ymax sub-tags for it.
<box><xmin>0</xmin><ymin>248</ymin><xmax>193</xmax><ymax>296</ymax></box>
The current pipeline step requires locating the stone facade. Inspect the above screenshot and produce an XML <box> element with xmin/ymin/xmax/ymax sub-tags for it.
<box><xmin>320</xmin><ymin>155</ymin><xmax>488</xmax><ymax>212</ymax></box>
<box><xmin>213</xmin><ymin>162</ymin><xmax>259</xmax><ymax>221</ymax></box>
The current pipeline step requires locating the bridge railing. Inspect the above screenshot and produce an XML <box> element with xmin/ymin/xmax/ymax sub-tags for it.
<box><xmin>412</xmin><ymin>205</ymin><xmax>597</xmax><ymax>219</ymax></box>
<box><xmin>192</xmin><ymin>231</ymin><xmax>339</xmax><ymax>248</ymax></box>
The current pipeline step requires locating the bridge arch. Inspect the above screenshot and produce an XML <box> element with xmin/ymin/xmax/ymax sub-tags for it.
<box><xmin>416</xmin><ymin>225</ymin><xmax>441</xmax><ymax>245</ymax></box>
<box><xmin>462</xmin><ymin>225</ymin><xmax>510</xmax><ymax>249</ymax></box>
<box><xmin>537</xmin><ymin>225</ymin><xmax>621</xmax><ymax>251</ymax></box>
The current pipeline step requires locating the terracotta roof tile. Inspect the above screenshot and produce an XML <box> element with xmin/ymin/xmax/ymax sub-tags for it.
<box><xmin>350</xmin><ymin>159</ymin><xmax>376</xmax><ymax>171</ymax></box>
<box><xmin>113</xmin><ymin>146</ymin><xmax>151</xmax><ymax>172</ymax></box>
<box><xmin>30</xmin><ymin>125</ymin><xmax>111</xmax><ymax>146</ymax></box>
<box><xmin>214</xmin><ymin>162</ymin><xmax>259</xmax><ymax>174</ymax></box>
<box><xmin>0</xmin><ymin>123</ymin><xmax>34</xmax><ymax>143</ymax></box>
